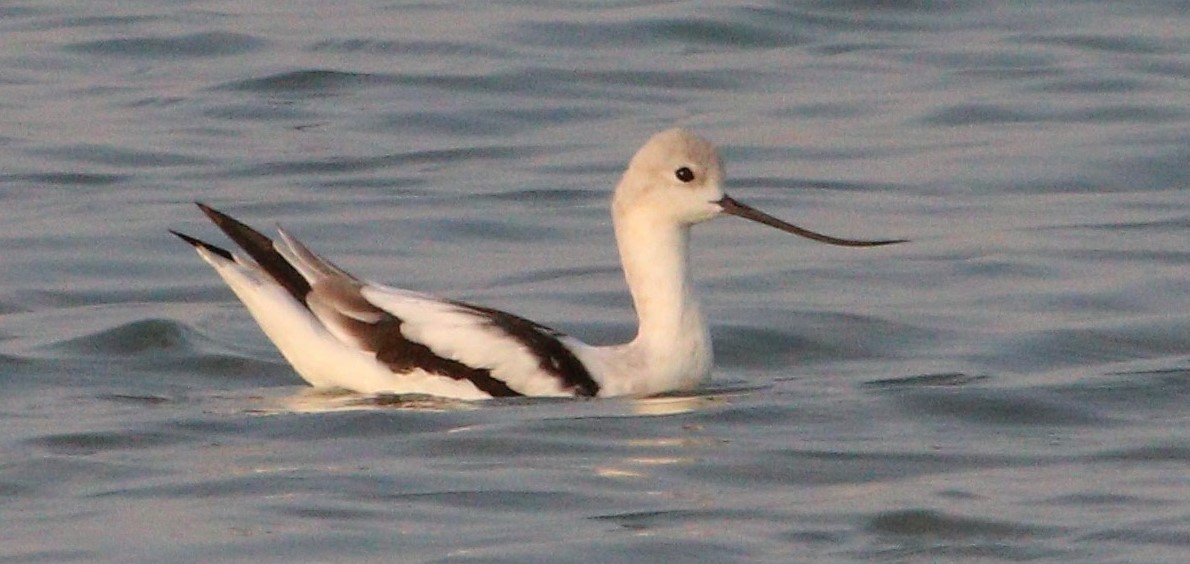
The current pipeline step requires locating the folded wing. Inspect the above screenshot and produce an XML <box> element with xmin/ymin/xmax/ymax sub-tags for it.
<box><xmin>173</xmin><ymin>203</ymin><xmax>601</xmax><ymax>399</ymax></box>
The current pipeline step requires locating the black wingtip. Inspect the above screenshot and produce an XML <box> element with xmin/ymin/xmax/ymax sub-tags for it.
<box><xmin>169</xmin><ymin>229</ymin><xmax>235</xmax><ymax>261</ymax></box>
<box><xmin>184</xmin><ymin>202</ymin><xmax>313</xmax><ymax>303</ymax></box>
<box><xmin>194</xmin><ymin>201</ymin><xmax>219</xmax><ymax>217</ymax></box>
<box><xmin>191</xmin><ymin>202</ymin><xmax>278</xmax><ymax>259</ymax></box>
<box><xmin>194</xmin><ymin>201</ymin><xmax>247</xmax><ymax>235</ymax></box>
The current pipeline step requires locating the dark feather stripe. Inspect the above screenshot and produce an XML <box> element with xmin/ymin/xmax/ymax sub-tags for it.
<box><xmin>325</xmin><ymin>301</ymin><xmax>524</xmax><ymax>398</ymax></box>
<box><xmin>371</xmin><ymin>316</ymin><xmax>524</xmax><ymax>398</ymax></box>
<box><xmin>194</xmin><ymin>202</ymin><xmax>311</xmax><ymax>303</ymax></box>
<box><xmin>465</xmin><ymin>305</ymin><xmax>600</xmax><ymax>397</ymax></box>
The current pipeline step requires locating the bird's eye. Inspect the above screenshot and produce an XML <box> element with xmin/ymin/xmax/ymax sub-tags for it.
<box><xmin>674</xmin><ymin>167</ymin><xmax>695</xmax><ymax>183</ymax></box>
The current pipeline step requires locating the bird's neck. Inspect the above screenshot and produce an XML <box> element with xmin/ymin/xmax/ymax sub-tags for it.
<box><xmin>613</xmin><ymin>207</ymin><xmax>712</xmax><ymax>385</ymax></box>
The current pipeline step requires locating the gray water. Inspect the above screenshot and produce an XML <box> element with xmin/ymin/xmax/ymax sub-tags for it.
<box><xmin>1</xmin><ymin>1</ymin><xmax>1187</xmax><ymax>562</ymax></box>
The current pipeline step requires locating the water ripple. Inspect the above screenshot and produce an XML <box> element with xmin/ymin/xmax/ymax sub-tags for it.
<box><xmin>889</xmin><ymin>388</ymin><xmax>1107</xmax><ymax>426</ymax></box>
<box><xmin>921</xmin><ymin>103</ymin><xmax>1185</xmax><ymax>126</ymax></box>
<box><xmin>65</xmin><ymin>32</ymin><xmax>263</xmax><ymax>58</ymax></box>
<box><xmin>27</xmin><ymin>144</ymin><xmax>209</xmax><ymax>168</ymax></box>
<box><xmin>307</xmin><ymin>38</ymin><xmax>507</xmax><ymax>57</ymax></box>
<box><xmin>223</xmin><ymin>69</ymin><xmax>397</xmax><ymax>95</ymax></box>
<box><xmin>214</xmin><ymin>145</ymin><xmax>545</xmax><ymax>178</ymax></box>
<box><xmin>50</xmin><ymin>319</ymin><xmax>195</xmax><ymax>357</ymax></box>
<box><xmin>510</xmin><ymin>17</ymin><xmax>807</xmax><ymax>50</ymax></box>
<box><xmin>867</xmin><ymin>508</ymin><xmax>1063</xmax><ymax>540</ymax></box>
<box><xmin>1024</xmin><ymin>34</ymin><xmax>1183</xmax><ymax>55</ymax></box>
<box><xmin>25</xmin><ymin>430</ymin><xmax>186</xmax><ymax>455</ymax></box>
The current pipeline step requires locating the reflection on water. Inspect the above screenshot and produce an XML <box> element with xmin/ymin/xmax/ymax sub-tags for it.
<box><xmin>260</xmin><ymin>385</ymin><xmax>736</xmax><ymax>418</ymax></box>
<box><xmin>255</xmin><ymin>388</ymin><xmax>484</xmax><ymax>415</ymax></box>
<box><xmin>631</xmin><ymin>393</ymin><xmax>726</xmax><ymax>417</ymax></box>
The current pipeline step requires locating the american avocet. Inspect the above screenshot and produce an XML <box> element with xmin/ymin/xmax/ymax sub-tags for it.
<box><xmin>171</xmin><ymin>129</ymin><xmax>905</xmax><ymax>400</ymax></box>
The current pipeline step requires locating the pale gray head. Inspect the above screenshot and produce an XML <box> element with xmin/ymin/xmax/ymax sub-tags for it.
<box><xmin>615</xmin><ymin>128</ymin><xmax>907</xmax><ymax>247</ymax></box>
<box><xmin>613</xmin><ymin>128</ymin><xmax>727</xmax><ymax>225</ymax></box>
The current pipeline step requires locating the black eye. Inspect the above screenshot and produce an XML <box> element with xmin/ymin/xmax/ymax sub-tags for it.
<box><xmin>674</xmin><ymin>167</ymin><xmax>695</xmax><ymax>183</ymax></box>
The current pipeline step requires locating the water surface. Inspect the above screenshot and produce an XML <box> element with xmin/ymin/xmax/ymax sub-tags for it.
<box><xmin>0</xmin><ymin>1</ymin><xmax>1187</xmax><ymax>561</ymax></box>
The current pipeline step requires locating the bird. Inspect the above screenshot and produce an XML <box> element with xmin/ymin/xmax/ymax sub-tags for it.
<box><xmin>171</xmin><ymin>128</ymin><xmax>905</xmax><ymax>400</ymax></box>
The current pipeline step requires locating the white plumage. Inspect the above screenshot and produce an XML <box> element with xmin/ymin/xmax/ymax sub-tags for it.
<box><xmin>173</xmin><ymin>128</ymin><xmax>904</xmax><ymax>399</ymax></box>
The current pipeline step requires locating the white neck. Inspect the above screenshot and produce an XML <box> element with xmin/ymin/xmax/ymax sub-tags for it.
<box><xmin>610</xmin><ymin>205</ymin><xmax>713</xmax><ymax>392</ymax></box>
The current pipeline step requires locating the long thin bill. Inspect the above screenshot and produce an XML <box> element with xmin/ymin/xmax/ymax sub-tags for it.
<box><xmin>717</xmin><ymin>196</ymin><xmax>907</xmax><ymax>247</ymax></box>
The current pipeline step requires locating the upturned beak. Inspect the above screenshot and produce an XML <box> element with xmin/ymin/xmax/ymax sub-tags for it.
<box><xmin>717</xmin><ymin>196</ymin><xmax>907</xmax><ymax>247</ymax></box>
